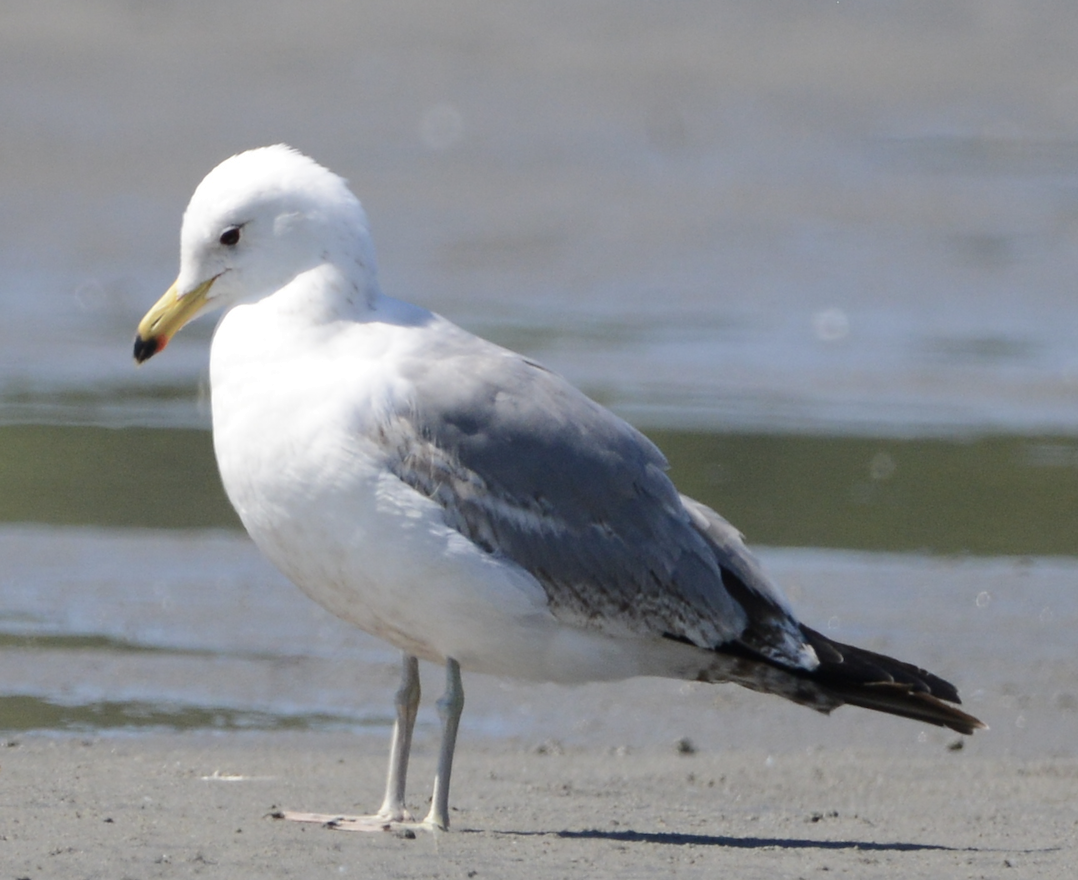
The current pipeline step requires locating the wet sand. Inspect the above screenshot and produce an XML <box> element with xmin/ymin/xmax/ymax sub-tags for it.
<box><xmin>2</xmin><ymin>731</ymin><xmax>1073</xmax><ymax>878</ymax></box>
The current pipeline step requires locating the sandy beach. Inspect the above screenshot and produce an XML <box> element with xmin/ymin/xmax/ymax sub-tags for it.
<box><xmin>2</xmin><ymin>731</ymin><xmax>1073</xmax><ymax>879</ymax></box>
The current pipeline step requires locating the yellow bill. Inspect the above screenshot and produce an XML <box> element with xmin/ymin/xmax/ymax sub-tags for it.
<box><xmin>133</xmin><ymin>276</ymin><xmax>216</xmax><ymax>363</ymax></box>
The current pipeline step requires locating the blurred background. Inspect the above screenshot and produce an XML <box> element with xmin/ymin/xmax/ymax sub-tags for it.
<box><xmin>0</xmin><ymin>1</ymin><xmax>1074</xmax><ymax>754</ymax></box>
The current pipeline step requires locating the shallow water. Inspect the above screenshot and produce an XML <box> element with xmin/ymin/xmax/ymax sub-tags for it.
<box><xmin>5</xmin><ymin>2</ymin><xmax>1078</xmax><ymax>435</ymax></box>
<box><xmin>1</xmin><ymin>524</ymin><xmax>1073</xmax><ymax>756</ymax></box>
<box><xmin>1</xmin><ymin>427</ymin><xmax>1076</xmax><ymax>749</ymax></box>
<box><xmin>1</xmin><ymin>3</ymin><xmax>1077</xmax><ymax>739</ymax></box>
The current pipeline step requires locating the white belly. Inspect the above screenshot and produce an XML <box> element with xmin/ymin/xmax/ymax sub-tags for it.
<box><xmin>208</xmin><ymin>304</ymin><xmax>692</xmax><ymax>684</ymax></box>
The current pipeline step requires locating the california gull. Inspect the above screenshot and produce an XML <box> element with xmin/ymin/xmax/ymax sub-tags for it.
<box><xmin>134</xmin><ymin>145</ymin><xmax>984</xmax><ymax>832</ymax></box>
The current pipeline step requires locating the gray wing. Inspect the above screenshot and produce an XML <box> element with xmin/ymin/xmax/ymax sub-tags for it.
<box><xmin>378</xmin><ymin>335</ymin><xmax>813</xmax><ymax>668</ymax></box>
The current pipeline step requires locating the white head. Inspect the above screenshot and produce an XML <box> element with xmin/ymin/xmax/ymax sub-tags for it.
<box><xmin>135</xmin><ymin>145</ymin><xmax>378</xmax><ymax>362</ymax></box>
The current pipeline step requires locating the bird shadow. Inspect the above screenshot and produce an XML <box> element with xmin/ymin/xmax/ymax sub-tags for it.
<box><xmin>471</xmin><ymin>827</ymin><xmax>996</xmax><ymax>853</ymax></box>
<box><xmin>551</xmin><ymin>828</ymin><xmax>961</xmax><ymax>851</ymax></box>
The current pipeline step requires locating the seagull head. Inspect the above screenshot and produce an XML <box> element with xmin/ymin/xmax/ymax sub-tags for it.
<box><xmin>134</xmin><ymin>145</ymin><xmax>378</xmax><ymax>363</ymax></box>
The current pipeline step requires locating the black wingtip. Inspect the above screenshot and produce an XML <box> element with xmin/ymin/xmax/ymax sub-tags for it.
<box><xmin>133</xmin><ymin>334</ymin><xmax>160</xmax><ymax>364</ymax></box>
<box><xmin>799</xmin><ymin>625</ymin><xmax>987</xmax><ymax>735</ymax></box>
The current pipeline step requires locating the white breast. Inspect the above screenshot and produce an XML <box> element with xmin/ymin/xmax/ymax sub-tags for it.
<box><xmin>207</xmin><ymin>288</ymin><xmax>680</xmax><ymax>684</ymax></box>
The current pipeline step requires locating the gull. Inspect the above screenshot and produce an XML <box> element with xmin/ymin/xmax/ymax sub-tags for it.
<box><xmin>134</xmin><ymin>145</ymin><xmax>984</xmax><ymax>832</ymax></box>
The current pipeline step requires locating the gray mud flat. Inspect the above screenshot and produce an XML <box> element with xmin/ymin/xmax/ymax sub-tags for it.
<box><xmin>0</xmin><ymin>733</ymin><xmax>1073</xmax><ymax>879</ymax></box>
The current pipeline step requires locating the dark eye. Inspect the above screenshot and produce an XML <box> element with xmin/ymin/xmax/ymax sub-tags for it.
<box><xmin>219</xmin><ymin>226</ymin><xmax>242</xmax><ymax>246</ymax></box>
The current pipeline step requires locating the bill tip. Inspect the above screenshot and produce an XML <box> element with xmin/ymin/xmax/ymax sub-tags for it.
<box><xmin>133</xmin><ymin>334</ymin><xmax>164</xmax><ymax>364</ymax></box>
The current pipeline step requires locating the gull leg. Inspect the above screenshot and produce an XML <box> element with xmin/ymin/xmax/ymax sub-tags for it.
<box><xmin>376</xmin><ymin>653</ymin><xmax>421</xmax><ymax>821</ymax></box>
<box><xmin>280</xmin><ymin>653</ymin><xmax>424</xmax><ymax>832</ymax></box>
<box><xmin>422</xmin><ymin>658</ymin><xmax>464</xmax><ymax>831</ymax></box>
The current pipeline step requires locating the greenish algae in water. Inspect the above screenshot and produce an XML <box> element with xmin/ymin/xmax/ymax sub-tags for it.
<box><xmin>0</xmin><ymin>424</ymin><xmax>237</xmax><ymax>529</ymax></box>
<box><xmin>3</xmin><ymin>424</ymin><xmax>1078</xmax><ymax>555</ymax></box>
<box><xmin>0</xmin><ymin>695</ymin><xmax>366</xmax><ymax>734</ymax></box>
<box><xmin>649</xmin><ymin>430</ymin><xmax>1078</xmax><ymax>556</ymax></box>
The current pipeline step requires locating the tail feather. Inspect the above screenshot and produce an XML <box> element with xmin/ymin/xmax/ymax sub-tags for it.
<box><xmin>676</xmin><ymin>496</ymin><xmax>985</xmax><ymax>735</ymax></box>
<box><xmin>798</xmin><ymin>626</ymin><xmax>986</xmax><ymax>735</ymax></box>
